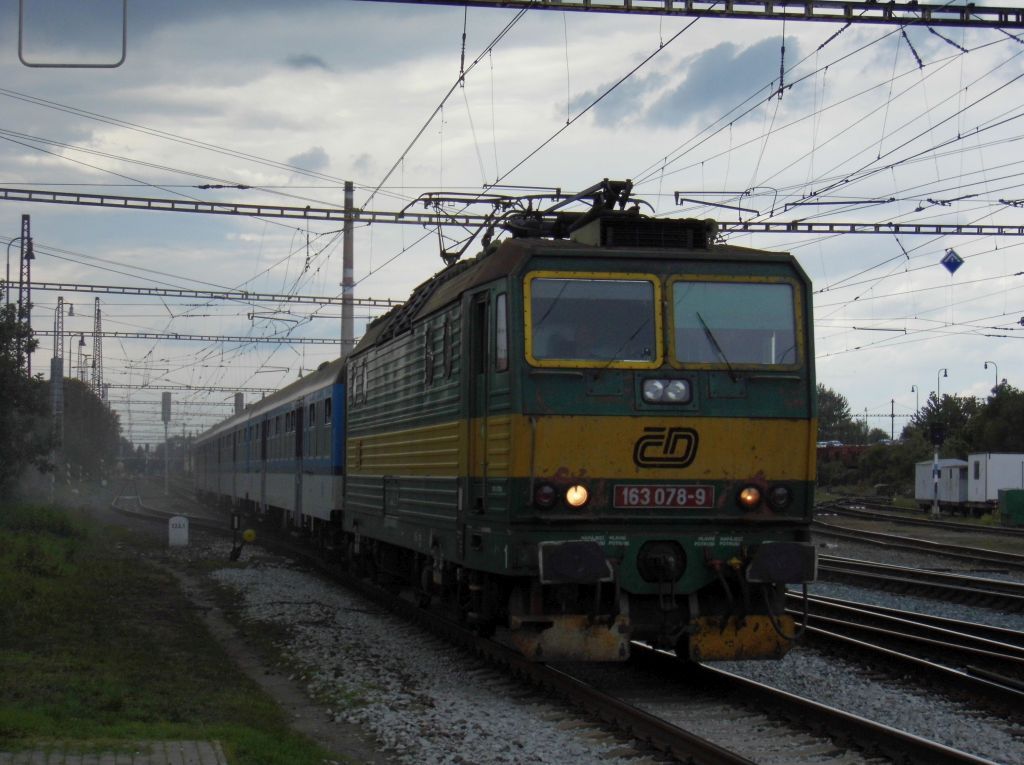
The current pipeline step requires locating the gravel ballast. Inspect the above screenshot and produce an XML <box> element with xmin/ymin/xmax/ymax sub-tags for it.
<box><xmin>193</xmin><ymin>532</ymin><xmax>1024</xmax><ymax>765</ymax></box>
<box><xmin>208</xmin><ymin>555</ymin><xmax>648</xmax><ymax>765</ymax></box>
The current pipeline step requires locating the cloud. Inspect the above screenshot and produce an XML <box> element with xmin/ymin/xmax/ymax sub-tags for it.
<box><xmin>647</xmin><ymin>37</ymin><xmax>801</xmax><ymax>126</ymax></box>
<box><xmin>570</xmin><ymin>71</ymin><xmax>667</xmax><ymax>124</ymax></box>
<box><xmin>285</xmin><ymin>54</ymin><xmax>331</xmax><ymax>71</ymax></box>
<box><xmin>287</xmin><ymin>146</ymin><xmax>330</xmax><ymax>172</ymax></box>
<box><xmin>576</xmin><ymin>37</ymin><xmax>804</xmax><ymax>129</ymax></box>
<box><xmin>351</xmin><ymin>153</ymin><xmax>373</xmax><ymax>176</ymax></box>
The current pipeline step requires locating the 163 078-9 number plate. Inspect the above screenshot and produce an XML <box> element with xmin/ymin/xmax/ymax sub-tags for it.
<box><xmin>613</xmin><ymin>484</ymin><xmax>714</xmax><ymax>509</ymax></box>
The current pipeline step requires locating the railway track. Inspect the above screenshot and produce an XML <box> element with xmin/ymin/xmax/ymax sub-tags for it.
<box><xmin>814</xmin><ymin>517</ymin><xmax>1024</xmax><ymax>571</ymax></box>
<box><xmin>818</xmin><ymin>555</ymin><xmax>1024</xmax><ymax>611</ymax></box>
<box><xmin>789</xmin><ymin>593</ymin><xmax>1024</xmax><ymax>713</ymax></box>
<box><xmin>109</xmin><ymin>484</ymin><xmax>1007</xmax><ymax>764</ymax></box>
<box><xmin>820</xmin><ymin>499</ymin><xmax>1024</xmax><ymax>538</ymax></box>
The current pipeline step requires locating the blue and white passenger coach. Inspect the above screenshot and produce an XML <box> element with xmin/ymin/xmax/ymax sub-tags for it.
<box><xmin>193</xmin><ymin>358</ymin><xmax>345</xmax><ymax>532</ymax></box>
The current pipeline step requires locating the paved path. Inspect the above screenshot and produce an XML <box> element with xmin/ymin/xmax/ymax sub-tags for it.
<box><xmin>0</xmin><ymin>741</ymin><xmax>227</xmax><ymax>765</ymax></box>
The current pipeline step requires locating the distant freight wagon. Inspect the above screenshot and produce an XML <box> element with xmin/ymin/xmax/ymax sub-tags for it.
<box><xmin>915</xmin><ymin>453</ymin><xmax>1024</xmax><ymax>515</ymax></box>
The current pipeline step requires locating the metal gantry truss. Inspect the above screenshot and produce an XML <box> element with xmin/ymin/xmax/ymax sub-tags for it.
<box><xmin>33</xmin><ymin>329</ymin><xmax>340</xmax><ymax>345</ymax></box>
<box><xmin>355</xmin><ymin>0</ymin><xmax>1024</xmax><ymax>28</ymax></box>
<box><xmin>103</xmin><ymin>382</ymin><xmax>278</xmax><ymax>394</ymax></box>
<box><xmin>5</xmin><ymin>186</ymin><xmax>1024</xmax><ymax>237</ymax></box>
<box><xmin>29</xmin><ymin>280</ymin><xmax>400</xmax><ymax>308</ymax></box>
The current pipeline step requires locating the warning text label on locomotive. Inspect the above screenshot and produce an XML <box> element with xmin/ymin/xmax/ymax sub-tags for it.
<box><xmin>613</xmin><ymin>485</ymin><xmax>714</xmax><ymax>509</ymax></box>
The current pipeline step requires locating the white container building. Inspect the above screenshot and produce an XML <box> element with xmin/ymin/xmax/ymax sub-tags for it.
<box><xmin>967</xmin><ymin>453</ymin><xmax>1024</xmax><ymax>507</ymax></box>
<box><xmin>914</xmin><ymin>459</ymin><xmax>968</xmax><ymax>510</ymax></box>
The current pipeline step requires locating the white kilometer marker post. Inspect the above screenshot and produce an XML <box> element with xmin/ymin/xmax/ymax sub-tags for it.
<box><xmin>168</xmin><ymin>515</ymin><xmax>189</xmax><ymax>547</ymax></box>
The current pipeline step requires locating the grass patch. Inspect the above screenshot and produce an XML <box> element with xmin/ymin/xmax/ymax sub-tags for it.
<box><xmin>0</xmin><ymin>503</ymin><xmax>338</xmax><ymax>764</ymax></box>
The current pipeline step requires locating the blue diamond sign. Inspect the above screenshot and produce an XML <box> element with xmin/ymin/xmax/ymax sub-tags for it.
<box><xmin>941</xmin><ymin>248</ymin><xmax>964</xmax><ymax>275</ymax></box>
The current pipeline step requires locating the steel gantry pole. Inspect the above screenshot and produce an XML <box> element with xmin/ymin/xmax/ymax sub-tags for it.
<box><xmin>51</xmin><ymin>296</ymin><xmax>65</xmax><ymax>447</ymax></box>
<box><xmin>17</xmin><ymin>214</ymin><xmax>34</xmax><ymax>375</ymax></box>
<box><xmin>342</xmin><ymin>180</ymin><xmax>355</xmax><ymax>358</ymax></box>
<box><xmin>91</xmin><ymin>297</ymin><xmax>103</xmax><ymax>397</ymax></box>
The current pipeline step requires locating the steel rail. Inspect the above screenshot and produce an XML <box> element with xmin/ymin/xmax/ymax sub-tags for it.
<box><xmin>110</xmin><ymin>488</ymin><xmax>755</xmax><ymax>765</ymax></box>
<box><xmin>819</xmin><ymin>556</ymin><xmax>1024</xmax><ymax>611</ymax></box>
<box><xmin>113</xmin><ymin>485</ymin><xmax>1004</xmax><ymax>764</ymax></box>
<box><xmin>796</xmin><ymin>592</ymin><xmax>1024</xmax><ymax>650</ymax></box>
<box><xmin>819</xmin><ymin>500</ymin><xmax>1024</xmax><ymax>537</ymax></box>
<box><xmin>798</xmin><ymin>623</ymin><xmax>1024</xmax><ymax>711</ymax></box>
<box><xmin>628</xmin><ymin>645</ymin><xmax>1000</xmax><ymax>765</ymax></box>
<box><xmin>813</xmin><ymin>519</ymin><xmax>1024</xmax><ymax>570</ymax></box>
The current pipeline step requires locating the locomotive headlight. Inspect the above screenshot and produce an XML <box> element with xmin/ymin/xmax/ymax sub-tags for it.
<box><xmin>643</xmin><ymin>378</ymin><xmax>691</xmax><ymax>404</ymax></box>
<box><xmin>738</xmin><ymin>485</ymin><xmax>762</xmax><ymax>510</ymax></box>
<box><xmin>768</xmin><ymin>485</ymin><xmax>792</xmax><ymax>510</ymax></box>
<box><xmin>534</xmin><ymin>483</ymin><xmax>558</xmax><ymax>509</ymax></box>
<box><xmin>664</xmin><ymin>380</ymin><xmax>691</xmax><ymax>403</ymax></box>
<box><xmin>642</xmin><ymin>379</ymin><xmax>666</xmax><ymax>402</ymax></box>
<box><xmin>565</xmin><ymin>484</ymin><xmax>589</xmax><ymax>508</ymax></box>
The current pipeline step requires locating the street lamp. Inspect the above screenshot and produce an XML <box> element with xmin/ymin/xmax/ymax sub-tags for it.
<box><xmin>911</xmin><ymin>385</ymin><xmax>919</xmax><ymax>416</ymax></box>
<box><xmin>984</xmin><ymin>361</ymin><xmax>998</xmax><ymax>392</ymax></box>
<box><xmin>937</xmin><ymin>368</ymin><xmax>948</xmax><ymax>399</ymax></box>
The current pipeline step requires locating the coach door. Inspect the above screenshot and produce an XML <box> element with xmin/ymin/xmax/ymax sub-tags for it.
<box><xmin>293</xmin><ymin>404</ymin><xmax>304</xmax><ymax>527</ymax></box>
<box><xmin>259</xmin><ymin>419</ymin><xmax>268</xmax><ymax>514</ymax></box>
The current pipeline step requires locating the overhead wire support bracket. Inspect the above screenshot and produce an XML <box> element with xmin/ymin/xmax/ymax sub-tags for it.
<box><xmin>354</xmin><ymin>0</ymin><xmax>1024</xmax><ymax>29</ymax></box>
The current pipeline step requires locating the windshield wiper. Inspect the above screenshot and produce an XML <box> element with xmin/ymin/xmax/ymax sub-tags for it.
<box><xmin>696</xmin><ymin>312</ymin><xmax>738</xmax><ymax>383</ymax></box>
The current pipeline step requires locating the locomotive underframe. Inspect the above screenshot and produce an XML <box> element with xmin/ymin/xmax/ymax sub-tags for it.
<box><xmin>242</xmin><ymin>502</ymin><xmax>815</xmax><ymax>662</ymax></box>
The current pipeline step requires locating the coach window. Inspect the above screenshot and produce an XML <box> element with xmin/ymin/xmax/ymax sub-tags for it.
<box><xmin>525</xmin><ymin>272</ymin><xmax>661</xmax><ymax>368</ymax></box>
<box><xmin>671</xmin><ymin>278</ymin><xmax>798</xmax><ymax>368</ymax></box>
<box><xmin>324</xmin><ymin>397</ymin><xmax>332</xmax><ymax>423</ymax></box>
<box><xmin>495</xmin><ymin>293</ymin><xmax>509</xmax><ymax>372</ymax></box>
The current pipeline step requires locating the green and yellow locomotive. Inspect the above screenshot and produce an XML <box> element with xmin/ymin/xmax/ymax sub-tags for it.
<box><xmin>340</xmin><ymin>180</ymin><xmax>817</xmax><ymax>661</ymax></box>
<box><xmin>196</xmin><ymin>180</ymin><xmax>817</xmax><ymax>662</ymax></box>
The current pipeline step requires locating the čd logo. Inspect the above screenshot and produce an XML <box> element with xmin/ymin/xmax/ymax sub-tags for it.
<box><xmin>633</xmin><ymin>427</ymin><xmax>699</xmax><ymax>468</ymax></box>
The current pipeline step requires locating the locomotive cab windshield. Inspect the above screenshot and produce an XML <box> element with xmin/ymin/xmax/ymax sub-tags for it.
<box><xmin>526</xmin><ymin>272</ymin><xmax>661</xmax><ymax>366</ymax></box>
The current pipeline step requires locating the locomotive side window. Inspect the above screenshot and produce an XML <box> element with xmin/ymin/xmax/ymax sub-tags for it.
<box><xmin>495</xmin><ymin>293</ymin><xmax>509</xmax><ymax>372</ymax></box>
<box><xmin>442</xmin><ymin>314</ymin><xmax>453</xmax><ymax>378</ymax></box>
<box><xmin>424</xmin><ymin>326</ymin><xmax>436</xmax><ymax>385</ymax></box>
<box><xmin>526</xmin><ymin>274</ymin><xmax>659</xmax><ymax>367</ymax></box>
<box><xmin>671</xmin><ymin>279</ymin><xmax>798</xmax><ymax>367</ymax></box>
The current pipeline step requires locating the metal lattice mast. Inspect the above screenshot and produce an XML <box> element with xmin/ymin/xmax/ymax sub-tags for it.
<box><xmin>91</xmin><ymin>297</ymin><xmax>103</xmax><ymax>396</ymax></box>
<box><xmin>76</xmin><ymin>333</ymin><xmax>86</xmax><ymax>382</ymax></box>
<box><xmin>16</xmin><ymin>214</ymin><xmax>33</xmax><ymax>374</ymax></box>
<box><xmin>51</xmin><ymin>295</ymin><xmax>65</xmax><ymax>447</ymax></box>
<box><xmin>54</xmin><ymin>295</ymin><xmax>64</xmax><ymax>361</ymax></box>
<box><xmin>342</xmin><ymin>180</ymin><xmax>355</xmax><ymax>358</ymax></box>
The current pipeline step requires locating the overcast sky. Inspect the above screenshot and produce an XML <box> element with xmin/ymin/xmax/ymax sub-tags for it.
<box><xmin>3</xmin><ymin>0</ymin><xmax>1024</xmax><ymax>444</ymax></box>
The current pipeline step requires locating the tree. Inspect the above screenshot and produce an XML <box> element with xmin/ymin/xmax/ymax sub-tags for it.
<box><xmin>59</xmin><ymin>378</ymin><xmax>121</xmax><ymax>479</ymax></box>
<box><xmin>906</xmin><ymin>392</ymin><xmax>980</xmax><ymax>458</ymax></box>
<box><xmin>964</xmin><ymin>383</ymin><xmax>1024</xmax><ymax>453</ymax></box>
<box><xmin>817</xmin><ymin>384</ymin><xmax>854</xmax><ymax>442</ymax></box>
<box><xmin>0</xmin><ymin>302</ymin><xmax>52</xmax><ymax>496</ymax></box>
